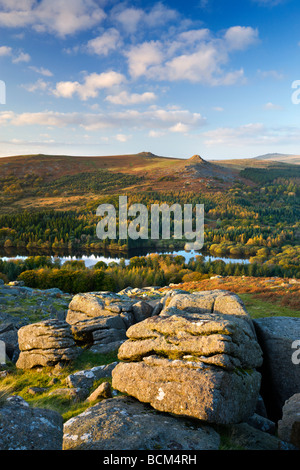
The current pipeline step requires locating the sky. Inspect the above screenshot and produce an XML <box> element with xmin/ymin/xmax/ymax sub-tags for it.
<box><xmin>0</xmin><ymin>0</ymin><xmax>300</xmax><ymax>160</ymax></box>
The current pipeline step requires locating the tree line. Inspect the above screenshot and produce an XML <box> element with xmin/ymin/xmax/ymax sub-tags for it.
<box><xmin>0</xmin><ymin>250</ymin><xmax>298</xmax><ymax>294</ymax></box>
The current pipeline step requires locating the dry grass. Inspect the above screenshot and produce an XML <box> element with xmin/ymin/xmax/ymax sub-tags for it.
<box><xmin>173</xmin><ymin>276</ymin><xmax>300</xmax><ymax>316</ymax></box>
<box><xmin>0</xmin><ymin>385</ymin><xmax>14</xmax><ymax>407</ymax></box>
<box><xmin>10</xmin><ymin>194</ymin><xmax>99</xmax><ymax>212</ymax></box>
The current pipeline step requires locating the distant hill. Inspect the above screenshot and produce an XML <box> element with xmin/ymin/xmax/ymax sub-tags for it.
<box><xmin>253</xmin><ymin>153</ymin><xmax>300</xmax><ymax>165</ymax></box>
<box><xmin>0</xmin><ymin>152</ymin><xmax>243</xmax><ymax>213</ymax></box>
<box><xmin>0</xmin><ymin>151</ymin><xmax>299</xmax><ymax>214</ymax></box>
<box><xmin>0</xmin><ymin>152</ymin><xmax>179</xmax><ymax>180</ymax></box>
<box><xmin>211</xmin><ymin>157</ymin><xmax>300</xmax><ymax>171</ymax></box>
<box><xmin>211</xmin><ymin>155</ymin><xmax>300</xmax><ymax>184</ymax></box>
<box><xmin>0</xmin><ymin>152</ymin><xmax>238</xmax><ymax>185</ymax></box>
<box><xmin>1</xmin><ymin>150</ymin><xmax>298</xmax><ymax>186</ymax></box>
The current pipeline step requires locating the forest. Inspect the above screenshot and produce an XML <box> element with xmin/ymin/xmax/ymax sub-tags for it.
<box><xmin>0</xmin><ymin>250</ymin><xmax>299</xmax><ymax>295</ymax></box>
<box><xmin>0</xmin><ymin>168</ymin><xmax>144</xmax><ymax>199</ymax></box>
<box><xmin>0</xmin><ymin>178</ymin><xmax>298</xmax><ymax>244</ymax></box>
<box><xmin>240</xmin><ymin>166</ymin><xmax>300</xmax><ymax>184</ymax></box>
<box><xmin>0</xmin><ymin>164</ymin><xmax>299</xmax><ymax>286</ymax></box>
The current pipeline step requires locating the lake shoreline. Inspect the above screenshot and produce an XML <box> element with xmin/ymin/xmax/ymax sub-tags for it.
<box><xmin>0</xmin><ymin>247</ymin><xmax>250</xmax><ymax>267</ymax></box>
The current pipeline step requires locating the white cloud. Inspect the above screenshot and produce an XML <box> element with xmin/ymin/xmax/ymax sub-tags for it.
<box><xmin>0</xmin><ymin>110</ymin><xmax>79</xmax><ymax>127</ymax></box>
<box><xmin>224</xmin><ymin>26</ymin><xmax>259</xmax><ymax>51</ymax></box>
<box><xmin>115</xmin><ymin>133</ymin><xmax>131</xmax><ymax>143</ymax></box>
<box><xmin>257</xmin><ymin>69</ymin><xmax>285</xmax><ymax>80</ymax></box>
<box><xmin>149</xmin><ymin>130</ymin><xmax>165</xmax><ymax>138</ymax></box>
<box><xmin>0</xmin><ymin>45</ymin><xmax>32</xmax><ymax>64</ymax></box>
<box><xmin>0</xmin><ymin>110</ymin><xmax>14</xmax><ymax>125</ymax></box>
<box><xmin>201</xmin><ymin>122</ymin><xmax>300</xmax><ymax>148</ymax></box>
<box><xmin>199</xmin><ymin>0</ymin><xmax>210</xmax><ymax>8</ymax></box>
<box><xmin>169</xmin><ymin>122</ymin><xmax>189</xmax><ymax>133</ymax></box>
<box><xmin>125</xmin><ymin>25</ymin><xmax>258</xmax><ymax>85</ymax></box>
<box><xmin>29</xmin><ymin>65</ymin><xmax>53</xmax><ymax>76</ymax></box>
<box><xmin>63</xmin><ymin>45</ymin><xmax>80</xmax><ymax>55</ymax></box>
<box><xmin>203</xmin><ymin>123</ymin><xmax>265</xmax><ymax>146</ymax></box>
<box><xmin>35</xmin><ymin>0</ymin><xmax>106</xmax><ymax>36</ymax></box>
<box><xmin>252</xmin><ymin>0</ymin><xmax>285</xmax><ymax>6</ymax></box>
<box><xmin>112</xmin><ymin>7</ymin><xmax>144</xmax><ymax>34</ymax></box>
<box><xmin>0</xmin><ymin>0</ymin><xmax>34</xmax><ymax>28</ymax></box>
<box><xmin>161</xmin><ymin>46</ymin><xmax>221</xmax><ymax>83</ymax></box>
<box><xmin>0</xmin><ymin>0</ymin><xmax>106</xmax><ymax>37</ymax></box>
<box><xmin>22</xmin><ymin>78</ymin><xmax>49</xmax><ymax>92</ymax></box>
<box><xmin>0</xmin><ymin>106</ymin><xmax>206</xmax><ymax>133</ymax></box>
<box><xmin>105</xmin><ymin>91</ymin><xmax>157</xmax><ymax>106</ymax></box>
<box><xmin>0</xmin><ymin>45</ymin><xmax>12</xmax><ymax>56</ymax></box>
<box><xmin>53</xmin><ymin>71</ymin><xmax>126</xmax><ymax>101</ymax></box>
<box><xmin>125</xmin><ymin>41</ymin><xmax>163</xmax><ymax>79</ymax></box>
<box><xmin>53</xmin><ymin>81</ymin><xmax>80</xmax><ymax>99</ymax></box>
<box><xmin>86</xmin><ymin>28</ymin><xmax>121</xmax><ymax>56</ymax></box>
<box><xmin>177</xmin><ymin>29</ymin><xmax>211</xmax><ymax>44</ymax></box>
<box><xmin>9</xmin><ymin>137</ymin><xmax>55</xmax><ymax>145</ymax></box>
<box><xmin>139</xmin><ymin>108</ymin><xmax>205</xmax><ymax>131</ymax></box>
<box><xmin>112</xmin><ymin>3</ymin><xmax>178</xmax><ymax>34</ymax></box>
<box><xmin>0</xmin><ymin>1</ymin><xmax>36</xmax><ymax>10</ymax></box>
<box><xmin>142</xmin><ymin>3</ymin><xmax>178</xmax><ymax>28</ymax></box>
<box><xmin>264</xmin><ymin>102</ymin><xmax>283</xmax><ymax>110</ymax></box>
<box><xmin>12</xmin><ymin>51</ymin><xmax>31</xmax><ymax>63</ymax></box>
<box><xmin>214</xmin><ymin>69</ymin><xmax>246</xmax><ymax>86</ymax></box>
<box><xmin>150</xmin><ymin>48</ymin><xmax>245</xmax><ymax>86</ymax></box>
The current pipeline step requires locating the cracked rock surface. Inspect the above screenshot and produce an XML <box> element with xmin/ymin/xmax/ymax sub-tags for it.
<box><xmin>63</xmin><ymin>396</ymin><xmax>220</xmax><ymax>450</ymax></box>
<box><xmin>66</xmin><ymin>291</ymin><xmax>153</xmax><ymax>354</ymax></box>
<box><xmin>112</xmin><ymin>290</ymin><xmax>263</xmax><ymax>424</ymax></box>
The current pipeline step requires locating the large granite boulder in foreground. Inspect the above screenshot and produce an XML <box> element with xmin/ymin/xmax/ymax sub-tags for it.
<box><xmin>112</xmin><ymin>290</ymin><xmax>263</xmax><ymax>425</ymax></box>
<box><xmin>63</xmin><ymin>396</ymin><xmax>220</xmax><ymax>450</ymax></box>
<box><xmin>66</xmin><ymin>292</ymin><xmax>153</xmax><ymax>354</ymax></box>
<box><xmin>254</xmin><ymin>317</ymin><xmax>300</xmax><ymax>421</ymax></box>
<box><xmin>0</xmin><ymin>396</ymin><xmax>63</xmax><ymax>450</ymax></box>
<box><xmin>278</xmin><ymin>393</ymin><xmax>300</xmax><ymax>449</ymax></box>
<box><xmin>16</xmin><ymin>319</ymin><xmax>79</xmax><ymax>369</ymax></box>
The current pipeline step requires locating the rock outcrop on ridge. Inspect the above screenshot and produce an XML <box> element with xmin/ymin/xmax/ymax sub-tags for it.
<box><xmin>66</xmin><ymin>291</ymin><xmax>153</xmax><ymax>354</ymax></box>
<box><xmin>16</xmin><ymin>319</ymin><xmax>79</xmax><ymax>369</ymax></box>
<box><xmin>112</xmin><ymin>290</ymin><xmax>263</xmax><ymax>424</ymax></box>
<box><xmin>2</xmin><ymin>282</ymin><xmax>299</xmax><ymax>450</ymax></box>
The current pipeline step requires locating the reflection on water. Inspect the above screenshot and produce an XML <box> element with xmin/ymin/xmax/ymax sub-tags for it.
<box><xmin>1</xmin><ymin>249</ymin><xmax>250</xmax><ymax>267</ymax></box>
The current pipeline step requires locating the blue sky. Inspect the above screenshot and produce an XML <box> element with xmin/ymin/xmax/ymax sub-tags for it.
<box><xmin>0</xmin><ymin>0</ymin><xmax>300</xmax><ymax>159</ymax></box>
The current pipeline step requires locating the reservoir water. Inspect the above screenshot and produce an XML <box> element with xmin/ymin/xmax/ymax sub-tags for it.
<box><xmin>1</xmin><ymin>249</ymin><xmax>250</xmax><ymax>267</ymax></box>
